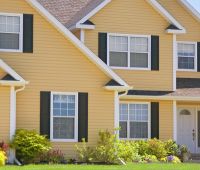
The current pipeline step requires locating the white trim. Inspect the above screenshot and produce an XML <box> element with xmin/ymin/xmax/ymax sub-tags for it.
<box><xmin>179</xmin><ymin>0</ymin><xmax>200</xmax><ymax>22</ymax></box>
<box><xmin>104</xmin><ymin>85</ymin><xmax>133</xmax><ymax>92</ymax></box>
<box><xmin>50</xmin><ymin>92</ymin><xmax>78</xmax><ymax>142</ymax></box>
<box><xmin>147</xmin><ymin>0</ymin><xmax>186</xmax><ymax>32</ymax></box>
<box><xmin>166</xmin><ymin>29</ymin><xmax>186</xmax><ymax>34</ymax></box>
<box><xmin>80</xmin><ymin>29</ymin><xmax>85</xmax><ymax>43</ymax></box>
<box><xmin>173</xmin><ymin>100</ymin><xmax>177</xmax><ymax>141</ymax></box>
<box><xmin>107</xmin><ymin>33</ymin><xmax>151</xmax><ymax>70</ymax></box>
<box><xmin>173</xmin><ymin>35</ymin><xmax>177</xmax><ymax>91</ymax></box>
<box><xmin>26</xmin><ymin>0</ymin><xmax>129</xmax><ymax>87</ymax></box>
<box><xmin>0</xmin><ymin>13</ymin><xmax>23</xmax><ymax>52</ymax></box>
<box><xmin>76</xmin><ymin>24</ymin><xmax>95</xmax><ymax>30</ymax></box>
<box><xmin>119</xmin><ymin>101</ymin><xmax>151</xmax><ymax>140</ymax></box>
<box><xmin>176</xmin><ymin>41</ymin><xmax>197</xmax><ymax>72</ymax></box>
<box><xmin>10</xmin><ymin>86</ymin><xmax>16</xmax><ymax>140</ymax></box>
<box><xmin>114</xmin><ymin>91</ymin><xmax>119</xmax><ymax>137</ymax></box>
<box><xmin>76</xmin><ymin>0</ymin><xmax>111</xmax><ymax>26</ymax></box>
<box><xmin>0</xmin><ymin>59</ymin><xmax>26</xmax><ymax>82</ymax></box>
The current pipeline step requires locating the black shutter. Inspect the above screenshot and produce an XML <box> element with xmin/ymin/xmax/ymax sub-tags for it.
<box><xmin>98</xmin><ymin>33</ymin><xmax>107</xmax><ymax>64</ymax></box>
<box><xmin>197</xmin><ymin>42</ymin><xmax>200</xmax><ymax>72</ymax></box>
<box><xmin>23</xmin><ymin>14</ymin><xmax>33</xmax><ymax>53</ymax></box>
<box><xmin>151</xmin><ymin>102</ymin><xmax>159</xmax><ymax>139</ymax></box>
<box><xmin>151</xmin><ymin>35</ymin><xmax>159</xmax><ymax>70</ymax></box>
<box><xmin>40</xmin><ymin>91</ymin><xmax>50</xmax><ymax>139</ymax></box>
<box><xmin>78</xmin><ymin>93</ymin><xmax>88</xmax><ymax>142</ymax></box>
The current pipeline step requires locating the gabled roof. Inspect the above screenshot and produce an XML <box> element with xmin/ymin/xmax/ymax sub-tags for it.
<box><xmin>26</xmin><ymin>0</ymin><xmax>129</xmax><ymax>87</ymax></box>
<box><xmin>0</xmin><ymin>59</ymin><xmax>27</xmax><ymax>86</ymax></box>
<box><xmin>179</xmin><ymin>0</ymin><xmax>200</xmax><ymax>23</ymax></box>
<box><xmin>37</xmin><ymin>0</ymin><xmax>186</xmax><ymax>32</ymax></box>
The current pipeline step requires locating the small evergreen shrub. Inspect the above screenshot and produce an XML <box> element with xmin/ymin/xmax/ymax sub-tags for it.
<box><xmin>164</xmin><ymin>140</ymin><xmax>179</xmax><ymax>156</ymax></box>
<box><xmin>10</xmin><ymin>129</ymin><xmax>51</xmax><ymax>164</ymax></box>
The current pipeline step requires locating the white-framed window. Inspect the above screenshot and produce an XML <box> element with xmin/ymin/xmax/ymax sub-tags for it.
<box><xmin>108</xmin><ymin>33</ymin><xmax>151</xmax><ymax>70</ymax></box>
<box><xmin>119</xmin><ymin>102</ymin><xmax>151</xmax><ymax>140</ymax></box>
<box><xmin>50</xmin><ymin>92</ymin><xmax>78</xmax><ymax>142</ymax></box>
<box><xmin>0</xmin><ymin>13</ymin><xmax>23</xmax><ymax>52</ymax></box>
<box><xmin>177</xmin><ymin>42</ymin><xmax>197</xmax><ymax>71</ymax></box>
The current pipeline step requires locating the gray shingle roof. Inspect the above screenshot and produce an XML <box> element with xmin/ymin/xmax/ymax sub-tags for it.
<box><xmin>37</xmin><ymin>0</ymin><xmax>104</xmax><ymax>28</ymax></box>
<box><xmin>127</xmin><ymin>78</ymin><xmax>200</xmax><ymax>97</ymax></box>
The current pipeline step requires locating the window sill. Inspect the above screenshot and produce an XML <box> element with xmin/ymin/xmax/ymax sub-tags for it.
<box><xmin>110</xmin><ymin>66</ymin><xmax>151</xmax><ymax>71</ymax></box>
<box><xmin>0</xmin><ymin>49</ymin><xmax>22</xmax><ymax>53</ymax></box>
<box><xmin>50</xmin><ymin>139</ymin><xmax>78</xmax><ymax>143</ymax></box>
<box><xmin>177</xmin><ymin>69</ymin><xmax>197</xmax><ymax>72</ymax></box>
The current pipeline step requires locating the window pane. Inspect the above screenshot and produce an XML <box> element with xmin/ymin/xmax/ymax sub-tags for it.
<box><xmin>130</xmin><ymin>53</ymin><xmax>148</xmax><ymax>68</ymax></box>
<box><xmin>109</xmin><ymin>52</ymin><xmax>128</xmax><ymax>67</ymax></box>
<box><xmin>109</xmin><ymin>36</ymin><xmax>128</xmax><ymax>52</ymax></box>
<box><xmin>53</xmin><ymin>117</ymin><xmax>74</xmax><ymax>139</ymax></box>
<box><xmin>119</xmin><ymin>104</ymin><xmax>128</xmax><ymax>121</ymax></box>
<box><xmin>178</xmin><ymin>43</ymin><xmax>195</xmax><ymax>57</ymax></box>
<box><xmin>178</xmin><ymin>57</ymin><xmax>194</xmax><ymax>69</ymax></box>
<box><xmin>130</xmin><ymin>122</ymin><xmax>148</xmax><ymax>138</ymax></box>
<box><xmin>130</xmin><ymin>37</ymin><xmax>148</xmax><ymax>52</ymax></box>
<box><xmin>129</xmin><ymin>104</ymin><xmax>148</xmax><ymax>121</ymax></box>
<box><xmin>0</xmin><ymin>33</ymin><xmax>19</xmax><ymax>49</ymax></box>
<box><xmin>119</xmin><ymin>121</ymin><xmax>127</xmax><ymax>138</ymax></box>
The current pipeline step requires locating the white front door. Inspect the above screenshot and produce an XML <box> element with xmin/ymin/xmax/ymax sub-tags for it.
<box><xmin>177</xmin><ymin>107</ymin><xmax>196</xmax><ymax>153</ymax></box>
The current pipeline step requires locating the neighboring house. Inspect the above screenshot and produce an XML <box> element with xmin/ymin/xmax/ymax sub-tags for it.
<box><xmin>0</xmin><ymin>0</ymin><xmax>200</xmax><ymax>161</ymax></box>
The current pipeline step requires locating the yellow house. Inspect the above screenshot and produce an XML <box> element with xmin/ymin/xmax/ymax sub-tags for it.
<box><xmin>0</xmin><ymin>0</ymin><xmax>200</xmax><ymax>162</ymax></box>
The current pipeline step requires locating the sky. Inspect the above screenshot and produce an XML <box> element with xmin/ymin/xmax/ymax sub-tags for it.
<box><xmin>187</xmin><ymin>0</ymin><xmax>200</xmax><ymax>13</ymax></box>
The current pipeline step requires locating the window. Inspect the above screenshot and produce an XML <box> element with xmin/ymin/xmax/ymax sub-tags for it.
<box><xmin>0</xmin><ymin>13</ymin><xmax>23</xmax><ymax>52</ymax></box>
<box><xmin>108</xmin><ymin>34</ymin><xmax>150</xmax><ymax>69</ymax></box>
<box><xmin>177</xmin><ymin>42</ymin><xmax>197</xmax><ymax>71</ymax></box>
<box><xmin>51</xmin><ymin>92</ymin><xmax>78</xmax><ymax>142</ymax></box>
<box><xmin>119</xmin><ymin>103</ymin><xmax>150</xmax><ymax>139</ymax></box>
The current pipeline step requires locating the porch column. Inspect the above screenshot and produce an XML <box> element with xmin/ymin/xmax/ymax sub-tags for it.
<box><xmin>173</xmin><ymin>100</ymin><xmax>177</xmax><ymax>141</ymax></box>
<box><xmin>114</xmin><ymin>91</ymin><xmax>119</xmax><ymax>137</ymax></box>
<box><xmin>9</xmin><ymin>86</ymin><xmax>16</xmax><ymax>163</ymax></box>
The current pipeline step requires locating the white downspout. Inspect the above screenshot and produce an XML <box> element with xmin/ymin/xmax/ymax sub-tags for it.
<box><xmin>9</xmin><ymin>85</ymin><xmax>25</xmax><ymax>164</ymax></box>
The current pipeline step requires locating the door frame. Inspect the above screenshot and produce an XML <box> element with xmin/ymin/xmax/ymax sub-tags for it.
<box><xmin>177</xmin><ymin>105</ymin><xmax>200</xmax><ymax>153</ymax></box>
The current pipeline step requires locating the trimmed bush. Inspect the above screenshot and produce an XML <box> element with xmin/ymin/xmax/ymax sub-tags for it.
<box><xmin>10</xmin><ymin>129</ymin><xmax>51</xmax><ymax>164</ymax></box>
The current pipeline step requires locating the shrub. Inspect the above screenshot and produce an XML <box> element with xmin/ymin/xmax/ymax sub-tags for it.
<box><xmin>10</xmin><ymin>129</ymin><xmax>51</xmax><ymax>164</ymax></box>
<box><xmin>0</xmin><ymin>141</ymin><xmax>9</xmax><ymax>153</ymax></box>
<box><xmin>161</xmin><ymin>155</ymin><xmax>181</xmax><ymax>163</ymax></box>
<box><xmin>39</xmin><ymin>149</ymin><xmax>65</xmax><ymax>164</ymax></box>
<box><xmin>142</xmin><ymin>154</ymin><xmax>158</xmax><ymax>163</ymax></box>
<box><xmin>0</xmin><ymin>151</ymin><xmax>7</xmax><ymax>166</ymax></box>
<box><xmin>164</xmin><ymin>140</ymin><xmax>179</xmax><ymax>156</ymax></box>
<box><xmin>117</xmin><ymin>141</ymin><xmax>140</xmax><ymax>163</ymax></box>
<box><xmin>135</xmin><ymin>140</ymin><xmax>149</xmax><ymax>156</ymax></box>
<box><xmin>75</xmin><ymin>139</ymin><xmax>94</xmax><ymax>163</ymax></box>
<box><xmin>94</xmin><ymin>130</ymin><xmax>118</xmax><ymax>164</ymax></box>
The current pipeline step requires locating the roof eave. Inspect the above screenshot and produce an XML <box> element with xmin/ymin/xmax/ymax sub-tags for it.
<box><xmin>166</xmin><ymin>29</ymin><xmax>186</xmax><ymax>34</ymax></box>
<box><xmin>104</xmin><ymin>86</ymin><xmax>133</xmax><ymax>92</ymax></box>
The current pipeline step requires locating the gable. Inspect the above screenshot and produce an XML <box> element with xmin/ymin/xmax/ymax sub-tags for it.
<box><xmin>0</xmin><ymin>69</ymin><xmax>6</xmax><ymax>79</ymax></box>
<box><xmin>158</xmin><ymin>0</ymin><xmax>200</xmax><ymax>41</ymax></box>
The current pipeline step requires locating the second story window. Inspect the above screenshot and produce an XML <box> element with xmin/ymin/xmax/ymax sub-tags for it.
<box><xmin>108</xmin><ymin>34</ymin><xmax>151</xmax><ymax>70</ymax></box>
<box><xmin>177</xmin><ymin>42</ymin><xmax>197</xmax><ymax>71</ymax></box>
<box><xmin>0</xmin><ymin>14</ymin><xmax>23</xmax><ymax>52</ymax></box>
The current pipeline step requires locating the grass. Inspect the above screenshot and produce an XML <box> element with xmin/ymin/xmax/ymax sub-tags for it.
<box><xmin>1</xmin><ymin>163</ymin><xmax>200</xmax><ymax>170</ymax></box>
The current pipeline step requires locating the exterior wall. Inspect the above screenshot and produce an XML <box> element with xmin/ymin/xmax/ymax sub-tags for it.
<box><xmin>84</xmin><ymin>0</ymin><xmax>174</xmax><ymax>91</ymax></box>
<box><xmin>0</xmin><ymin>0</ymin><xmax>115</xmax><ymax>157</ymax></box>
<box><xmin>0</xmin><ymin>69</ymin><xmax>6</xmax><ymax>79</ymax></box>
<box><xmin>158</xmin><ymin>0</ymin><xmax>200</xmax><ymax>79</ymax></box>
<box><xmin>0</xmin><ymin>86</ymin><xmax>10</xmax><ymax>141</ymax></box>
<box><xmin>120</xmin><ymin>99</ymin><xmax>173</xmax><ymax>140</ymax></box>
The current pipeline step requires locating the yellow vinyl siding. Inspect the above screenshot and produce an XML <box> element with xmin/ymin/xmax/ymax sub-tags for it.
<box><xmin>0</xmin><ymin>0</ymin><xmax>114</xmax><ymax>157</ymax></box>
<box><xmin>158</xmin><ymin>0</ymin><xmax>200</xmax><ymax>78</ymax></box>
<box><xmin>84</xmin><ymin>0</ymin><xmax>173</xmax><ymax>91</ymax></box>
<box><xmin>120</xmin><ymin>99</ymin><xmax>173</xmax><ymax>140</ymax></box>
<box><xmin>0</xmin><ymin>87</ymin><xmax>10</xmax><ymax>141</ymax></box>
<box><xmin>0</xmin><ymin>69</ymin><xmax>6</xmax><ymax>79</ymax></box>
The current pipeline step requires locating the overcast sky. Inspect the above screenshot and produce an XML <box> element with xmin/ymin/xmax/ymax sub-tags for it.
<box><xmin>187</xmin><ymin>0</ymin><xmax>200</xmax><ymax>12</ymax></box>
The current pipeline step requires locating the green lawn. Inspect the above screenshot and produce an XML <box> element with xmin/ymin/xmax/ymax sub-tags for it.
<box><xmin>1</xmin><ymin>163</ymin><xmax>200</xmax><ymax>170</ymax></box>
